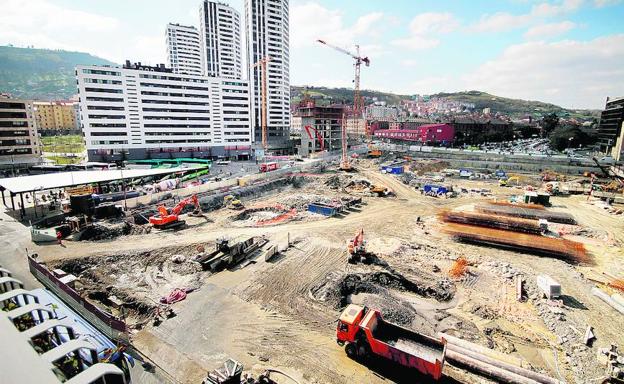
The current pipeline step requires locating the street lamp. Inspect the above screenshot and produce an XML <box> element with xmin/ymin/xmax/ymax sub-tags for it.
<box><xmin>7</xmin><ymin>149</ymin><xmax>15</xmax><ymax>177</ymax></box>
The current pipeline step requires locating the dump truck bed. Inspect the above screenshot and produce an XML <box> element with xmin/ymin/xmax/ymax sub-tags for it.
<box><xmin>373</xmin><ymin>320</ymin><xmax>445</xmax><ymax>364</ymax></box>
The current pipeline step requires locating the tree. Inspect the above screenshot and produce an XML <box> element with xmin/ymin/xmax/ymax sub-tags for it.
<box><xmin>540</xmin><ymin>113</ymin><xmax>560</xmax><ymax>136</ymax></box>
<box><xmin>548</xmin><ymin>125</ymin><xmax>596</xmax><ymax>151</ymax></box>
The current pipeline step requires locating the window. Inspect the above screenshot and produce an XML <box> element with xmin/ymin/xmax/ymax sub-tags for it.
<box><xmin>82</xmin><ymin>69</ymin><xmax>121</xmax><ymax>76</ymax></box>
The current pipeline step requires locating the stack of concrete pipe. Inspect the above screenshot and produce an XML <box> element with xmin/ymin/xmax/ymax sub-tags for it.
<box><xmin>439</xmin><ymin>333</ymin><xmax>564</xmax><ymax>384</ymax></box>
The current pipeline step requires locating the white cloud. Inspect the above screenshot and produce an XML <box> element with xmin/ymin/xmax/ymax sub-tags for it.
<box><xmin>462</xmin><ymin>34</ymin><xmax>624</xmax><ymax>108</ymax></box>
<box><xmin>471</xmin><ymin>12</ymin><xmax>532</xmax><ymax>32</ymax></box>
<box><xmin>524</xmin><ymin>21</ymin><xmax>576</xmax><ymax>39</ymax></box>
<box><xmin>531</xmin><ymin>0</ymin><xmax>583</xmax><ymax>17</ymax></box>
<box><xmin>391</xmin><ymin>12</ymin><xmax>458</xmax><ymax>51</ymax></box>
<box><xmin>0</xmin><ymin>0</ymin><xmax>119</xmax><ymax>55</ymax></box>
<box><xmin>391</xmin><ymin>36</ymin><xmax>440</xmax><ymax>50</ymax></box>
<box><xmin>594</xmin><ymin>0</ymin><xmax>622</xmax><ymax>6</ymax></box>
<box><xmin>471</xmin><ymin>0</ymin><xmax>583</xmax><ymax>32</ymax></box>
<box><xmin>400</xmin><ymin>59</ymin><xmax>418</xmax><ymax>67</ymax></box>
<box><xmin>0</xmin><ymin>0</ymin><xmax>169</xmax><ymax>64</ymax></box>
<box><xmin>290</xmin><ymin>2</ymin><xmax>384</xmax><ymax>56</ymax></box>
<box><xmin>407</xmin><ymin>12</ymin><xmax>459</xmax><ymax>35</ymax></box>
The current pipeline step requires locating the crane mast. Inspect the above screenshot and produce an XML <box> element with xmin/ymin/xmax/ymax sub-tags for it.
<box><xmin>317</xmin><ymin>39</ymin><xmax>370</xmax><ymax>170</ymax></box>
<box><xmin>253</xmin><ymin>56</ymin><xmax>272</xmax><ymax>151</ymax></box>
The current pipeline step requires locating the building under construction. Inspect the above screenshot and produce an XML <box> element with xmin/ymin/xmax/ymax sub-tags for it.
<box><xmin>296</xmin><ymin>103</ymin><xmax>345</xmax><ymax>157</ymax></box>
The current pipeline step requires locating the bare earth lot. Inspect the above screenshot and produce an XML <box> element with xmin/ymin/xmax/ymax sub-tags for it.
<box><xmin>33</xmin><ymin>162</ymin><xmax>624</xmax><ymax>384</ymax></box>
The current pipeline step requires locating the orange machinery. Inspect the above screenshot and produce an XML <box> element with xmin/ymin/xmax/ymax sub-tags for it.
<box><xmin>347</xmin><ymin>229</ymin><xmax>366</xmax><ymax>263</ymax></box>
<box><xmin>304</xmin><ymin>125</ymin><xmax>325</xmax><ymax>152</ymax></box>
<box><xmin>149</xmin><ymin>194</ymin><xmax>200</xmax><ymax>230</ymax></box>
<box><xmin>337</xmin><ymin>304</ymin><xmax>446</xmax><ymax>380</ymax></box>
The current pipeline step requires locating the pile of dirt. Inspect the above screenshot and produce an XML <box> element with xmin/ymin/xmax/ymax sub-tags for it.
<box><xmin>311</xmin><ymin>269</ymin><xmax>455</xmax><ymax>310</ymax></box>
<box><xmin>52</xmin><ymin>243</ymin><xmax>206</xmax><ymax>324</ymax></box>
<box><xmin>278</xmin><ymin>194</ymin><xmax>343</xmax><ymax>211</ymax></box>
<box><xmin>408</xmin><ymin>160</ymin><xmax>450</xmax><ymax>176</ymax></box>
<box><xmin>77</xmin><ymin>223</ymin><xmax>127</xmax><ymax>241</ymax></box>
<box><xmin>230</xmin><ymin>208</ymin><xmax>283</xmax><ymax>227</ymax></box>
<box><xmin>323</xmin><ymin>173</ymin><xmax>355</xmax><ymax>190</ymax></box>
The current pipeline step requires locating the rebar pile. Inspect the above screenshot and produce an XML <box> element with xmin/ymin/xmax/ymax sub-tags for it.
<box><xmin>444</xmin><ymin>223</ymin><xmax>589</xmax><ymax>263</ymax></box>
<box><xmin>439</xmin><ymin>210</ymin><xmax>542</xmax><ymax>234</ymax></box>
<box><xmin>476</xmin><ymin>204</ymin><xmax>576</xmax><ymax>225</ymax></box>
<box><xmin>488</xmin><ymin>201</ymin><xmax>546</xmax><ymax>210</ymax></box>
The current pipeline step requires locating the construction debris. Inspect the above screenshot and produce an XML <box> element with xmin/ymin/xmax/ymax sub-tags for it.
<box><xmin>536</xmin><ymin>275</ymin><xmax>561</xmax><ymax>299</ymax></box>
<box><xmin>476</xmin><ymin>203</ymin><xmax>577</xmax><ymax>225</ymax></box>
<box><xmin>449</xmin><ymin>256</ymin><xmax>468</xmax><ymax>278</ymax></box>
<box><xmin>440</xmin><ymin>209</ymin><xmax>543</xmax><ymax>234</ymax></box>
<box><xmin>444</xmin><ymin>222</ymin><xmax>589</xmax><ymax>263</ymax></box>
<box><xmin>592</xmin><ymin>287</ymin><xmax>624</xmax><ymax>315</ymax></box>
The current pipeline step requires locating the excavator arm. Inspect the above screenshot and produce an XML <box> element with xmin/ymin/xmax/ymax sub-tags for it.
<box><xmin>171</xmin><ymin>195</ymin><xmax>200</xmax><ymax>216</ymax></box>
<box><xmin>304</xmin><ymin>125</ymin><xmax>325</xmax><ymax>152</ymax></box>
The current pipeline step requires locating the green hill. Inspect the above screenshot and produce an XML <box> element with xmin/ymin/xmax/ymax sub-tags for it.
<box><xmin>291</xmin><ymin>85</ymin><xmax>409</xmax><ymax>106</ymax></box>
<box><xmin>292</xmin><ymin>86</ymin><xmax>598</xmax><ymax>120</ymax></box>
<box><xmin>430</xmin><ymin>91</ymin><xmax>599</xmax><ymax>119</ymax></box>
<box><xmin>0</xmin><ymin>45</ymin><xmax>116</xmax><ymax>100</ymax></box>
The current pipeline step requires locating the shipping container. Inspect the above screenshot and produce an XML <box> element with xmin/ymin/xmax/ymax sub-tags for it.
<box><xmin>423</xmin><ymin>184</ymin><xmax>448</xmax><ymax>195</ymax></box>
<box><xmin>259</xmin><ymin>162</ymin><xmax>279</xmax><ymax>173</ymax></box>
<box><xmin>307</xmin><ymin>203</ymin><xmax>337</xmax><ymax>217</ymax></box>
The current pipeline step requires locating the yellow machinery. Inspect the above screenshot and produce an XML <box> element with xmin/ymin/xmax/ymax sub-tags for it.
<box><xmin>224</xmin><ymin>195</ymin><xmax>244</xmax><ymax>210</ymax></box>
<box><xmin>499</xmin><ymin>176</ymin><xmax>520</xmax><ymax>187</ymax></box>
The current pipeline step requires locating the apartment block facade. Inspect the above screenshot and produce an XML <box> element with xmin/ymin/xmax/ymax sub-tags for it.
<box><xmin>597</xmin><ymin>96</ymin><xmax>624</xmax><ymax>153</ymax></box>
<box><xmin>200</xmin><ymin>1</ymin><xmax>243</xmax><ymax>79</ymax></box>
<box><xmin>166</xmin><ymin>23</ymin><xmax>203</xmax><ymax>76</ymax></box>
<box><xmin>246</xmin><ymin>0</ymin><xmax>291</xmax><ymax>153</ymax></box>
<box><xmin>0</xmin><ymin>97</ymin><xmax>40</xmax><ymax>168</ymax></box>
<box><xmin>76</xmin><ymin>62</ymin><xmax>252</xmax><ymax>161</ymax></box>
<box><xmin>33</xmin><ymin>101</ymin><xmax>78</xmax><ymax>131</ymax></box>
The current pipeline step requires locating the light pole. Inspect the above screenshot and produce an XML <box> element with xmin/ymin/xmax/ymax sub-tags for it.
<box><xmin>8</xmin><ymin>149</ymin><xmax>15</xmax><ymax>177</ymax></box>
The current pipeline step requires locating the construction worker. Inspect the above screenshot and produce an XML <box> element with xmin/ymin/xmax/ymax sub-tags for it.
<box><xmin>2</xmin><ymin>300</ymin><xmax>18</xmax><ymax>311</ymax></box>
<box><xmin>56</xmin><ymin>231</ymin><xmax>63</xmax><ymax>246</ymax></box>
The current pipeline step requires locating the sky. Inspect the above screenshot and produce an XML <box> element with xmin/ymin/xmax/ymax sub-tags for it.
<box><xmin>0</xmin><ymin>0</ymin><xmax>623</xmax><ymax>109</ymax></box>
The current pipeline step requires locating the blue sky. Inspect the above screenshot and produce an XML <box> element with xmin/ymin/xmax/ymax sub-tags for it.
<box><xmin>1</xmin><ymin>0</ymin><xmax>623</xmax><ymax>108</ymax></box>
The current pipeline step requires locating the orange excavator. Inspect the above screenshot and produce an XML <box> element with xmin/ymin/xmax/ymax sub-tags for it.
<box><xmin>347</xmin><ymin>229</ymin><xmax>366</xmax><ymax>263</ymax></box>
<box><xmin>149</xmin><ymin>194</ymin><xmax>201</xmax><ymax>230</ymax></box>
<box><xmin>304</xmin><ymin>125</ymin><xmax>324</xmax><ymax>152</ymax></box>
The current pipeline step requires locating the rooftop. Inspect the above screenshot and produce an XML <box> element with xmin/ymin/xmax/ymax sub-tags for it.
<box><xmin>0</xmin><ymin>166</ymin><xmax>201</xmax><ymax>194</ymax></box>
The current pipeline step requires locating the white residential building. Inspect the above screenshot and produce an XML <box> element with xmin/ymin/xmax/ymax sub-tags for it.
<box><xmin>76</xmin><ymin>62</ymin><xmax>252</xmax><ymax>161</ymax></box>
<box><xmin>166</xmin><ymin>23</ymin><xmax>203</xmax><ymax>76</ymax></box>
<box><xmin>246</xmin><ymin>0</ymin><xmax>291</xmax><ymax>153</ymax></box>
<box><xmin>364</xmin><ymin>105</ymin><xmax>399</xmax><ymax>121</ymax></box>
<box><xmin>200</xmin><ymin>1</ymin><xmax>243</xmax><ymax>79</ymax></box>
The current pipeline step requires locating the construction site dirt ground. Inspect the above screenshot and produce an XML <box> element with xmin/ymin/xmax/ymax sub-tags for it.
<box><xmin>34</xmin><ymin>162</ymin><xmax>624</xmax><ymax>384</ymax></box>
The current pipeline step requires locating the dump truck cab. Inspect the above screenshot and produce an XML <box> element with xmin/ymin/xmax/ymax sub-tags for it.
<box><xmin>337</xmin><ymin>304</ymin><xmax>367</xmax><ymax>346</ymax></box>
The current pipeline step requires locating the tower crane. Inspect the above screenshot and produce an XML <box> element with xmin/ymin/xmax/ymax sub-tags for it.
<box><xmin>317</xmin><ymin>39</ymin><xmax>370</xmax><ymax>171</ymax></box>
<box><xmin>253</xmin><ymin>56</ymin><xmax>272</xmax><ymax>151</ymax></box>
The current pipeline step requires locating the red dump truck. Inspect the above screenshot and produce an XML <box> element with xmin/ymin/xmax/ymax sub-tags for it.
<box><xmin>336</xmin><ymin>304</ymin><xmax>447</xmax><ymax>380</ymax></box>
<box><xmin>259</xmin><ymin>162</ymin><xmax>279</xmax><ymax>173</ymax></box>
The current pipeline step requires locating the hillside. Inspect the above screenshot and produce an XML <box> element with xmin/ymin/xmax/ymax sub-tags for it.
<box><xmin>291</xmin><ymin>85</ymin><xmax>410</xmax><ymax>107</ymax></box>
<box><xmin>430</xmin><ymin>91</ymin><xmax>599</xmax><ymax>119</ymax></box>
<box><xmin>0</xmin><ymin>46</ymin><xmax>599</xmax><ymax>119</ymax></box>
<box><xmin>0</xmin><ymin>46</ymin><xmax>116</xmax><ymax>100</ymax></box>
<box><xmin>292</xmin><ymin>86</ymin><xmax>598</xmax><ymax>119</ymax></box>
